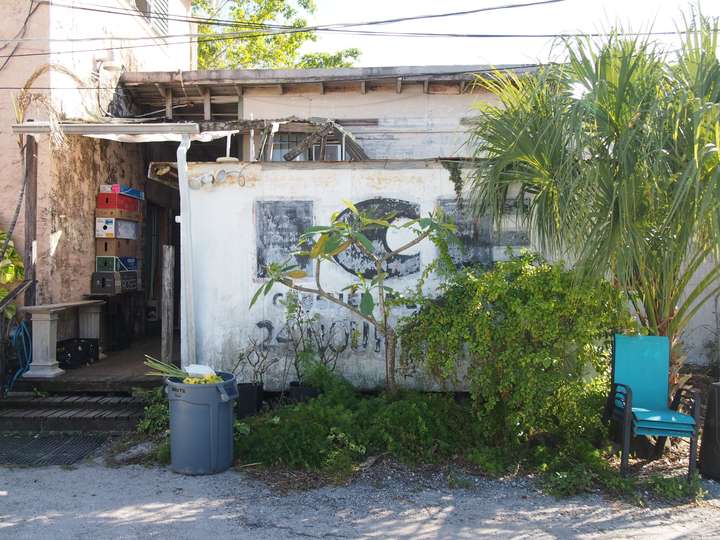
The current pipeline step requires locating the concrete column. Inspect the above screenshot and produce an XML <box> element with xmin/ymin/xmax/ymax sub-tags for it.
<box><xmin>23</xmin><ymin>311</ymin><xmax>64</xmax><ymax>378</ymax></box>
<box><xmin>78</xmin><ymin>304</ymin><xmax>102</xmax><ymax>339</ymax></box>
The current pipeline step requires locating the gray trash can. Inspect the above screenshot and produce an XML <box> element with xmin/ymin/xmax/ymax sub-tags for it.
<box><xmin>166</xmin><ymin>371</ymin><xmax>238</xmax><ymax>475</ymax></box>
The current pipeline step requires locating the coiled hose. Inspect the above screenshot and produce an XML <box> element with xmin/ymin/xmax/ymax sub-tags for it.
<box><xmin>5</xmin><ymin>319</ymin><xmax>32</xmax><ymax>393</ymax></box>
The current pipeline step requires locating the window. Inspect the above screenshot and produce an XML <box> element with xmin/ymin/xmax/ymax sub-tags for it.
<box><xmin>271</xmin><ymin>133</ymin><xmax>307</xmax><ymax>161</ymax></box>
<box><xmin>270</xmin><ymin>133</ymin><xmax>346</xmax><ymax>161</ymax></box>
<box><xmin>135</xmin><ymin>0</ymin><xmax>169</xmax><ymax>35</ymax></box>
<box><xmin>312</xmin><ymin>143</ymin><xmax>342</xmax><ymax>161</ymax></box>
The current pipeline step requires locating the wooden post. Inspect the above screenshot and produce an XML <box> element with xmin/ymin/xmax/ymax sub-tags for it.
<box><xmin>165</xmin><ymin>87</ymin><xmax>173</xmax><ymax>120</ymax></box>
<box><xmin>161</xmin><ymin>244</ymin><xmax>175</xmax><ymax>364</ymax></box>
<box><xmin>202</xmin><ymin>88</ymin><xmax>211</xmax><ymax>121</ymax></box>
<box><xmin>23</xmin><ymin>135</ymin><xmax>37</xmax><ymax>306</ymax></box>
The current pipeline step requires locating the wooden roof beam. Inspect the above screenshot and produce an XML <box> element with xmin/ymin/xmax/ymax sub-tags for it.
<box><xmin>235</xmin><ymin>84</ymin><xmax>244</xmax><ymax>120</ymax></box>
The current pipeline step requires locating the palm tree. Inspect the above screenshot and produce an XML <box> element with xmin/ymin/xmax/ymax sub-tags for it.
<box><xmin>467</xmin><ymin>16</ymin><xmax>720</xmax><ymax>366</ymax></box>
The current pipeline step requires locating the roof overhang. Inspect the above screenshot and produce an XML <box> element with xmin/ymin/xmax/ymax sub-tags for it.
<box><xmin>10</xmin><ymin>122</ymin><xmax>238</xmax><ymax>143</ymax></box>
<box><xmin>118</xmin><ymin>64</ymin><xmax>538</xmax><ymax>120</ymax></box>
<box><xmin>120</xmin><ymin>64</ymin><xmax>536</xmax><ymax>87</ymax></box>
<box><xmin>12</xmin><ymin>121</ymin><xmax>199</xmax><ymax>135</ymax></box>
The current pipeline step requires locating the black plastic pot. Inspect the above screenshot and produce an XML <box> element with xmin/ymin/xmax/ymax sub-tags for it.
<box><xmin>288</xmin><ymin>381</ymin><xmax>320</xmax><ymax>403</ymax></box>
<box><xmin>236</xmin><ymin>382</ymin><xmax>264</xmax><ymax>418</ymax></box>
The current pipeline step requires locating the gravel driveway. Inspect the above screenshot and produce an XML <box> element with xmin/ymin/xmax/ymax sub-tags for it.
<box><xmin>1</xmin><ymin>462</ymin><xmax>719</xmax><ymax>539</ymax></box>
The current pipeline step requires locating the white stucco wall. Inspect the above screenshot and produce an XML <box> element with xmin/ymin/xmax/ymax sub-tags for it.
<box><xmin>182</xmin><ymin>159</ymin><xmax>719</xmax><ymax>384</ymax></box>
<box><xmin>243</xmin><ymin>87</ymin><xmax>498</xmax><ymax>159</ymax></box>
<box><xmin>183</xmin><ymin>160</ymin><xmax>529</xmax><ymax>389</ymax></box>
<box><xmin>49</xmin><ymin>0</ymin><xmax>195</xmax><ymax>120</ymax></box>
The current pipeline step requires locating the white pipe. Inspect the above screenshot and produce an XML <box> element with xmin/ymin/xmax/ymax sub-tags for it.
<box><xmin>176</xmin><ymin>134</ymin><xmax>197</xmax><ymax>367</ymax></box>
<box><xmin>249</xmin><ymin>112</ymin><xmax>255</xmax><ymax>162</ymax></box>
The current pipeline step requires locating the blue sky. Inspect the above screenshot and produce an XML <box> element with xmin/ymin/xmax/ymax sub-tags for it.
<box><xmin>300</xmin><ymin>0</ymin><xmax>720</xmax><ymax>66</ymax></box>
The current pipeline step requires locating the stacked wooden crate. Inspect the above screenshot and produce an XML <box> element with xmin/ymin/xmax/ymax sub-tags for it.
<box><xmin>92</xmin><ymin>184</ymin><xmax>144</xmax><ymax>295</ymax></box>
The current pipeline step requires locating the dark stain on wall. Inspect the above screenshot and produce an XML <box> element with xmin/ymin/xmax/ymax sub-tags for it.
<box><xmin>256</xmin><ymin>200</ymin><xmax>314</xmax><ymax>278</ymax></box>
<box><xmin>438</xmin><ymin>198</ymin><xmax>530</xmax><ymax>267</ymax></box>
<box><xmin>438</xmin><ymin>198</ymin><xmax>493</xmax><ymax>267</ymax></box>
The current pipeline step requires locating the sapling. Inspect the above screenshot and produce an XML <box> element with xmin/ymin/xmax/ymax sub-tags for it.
<box><xmin>250</xmin><ymin>200</ymin><xmax>455</xmax><ymax>391</ymax></box>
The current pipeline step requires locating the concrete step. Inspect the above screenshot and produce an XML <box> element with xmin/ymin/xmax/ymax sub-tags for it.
<box><xmin>1</xmin><ymin>394</ymin><xmax>145</xmax><ymax>411</ymax></box>
<box><xmin>0</xmin><ymin>394</ymin><xmax>146</xmax><ymax>432</ymax></box>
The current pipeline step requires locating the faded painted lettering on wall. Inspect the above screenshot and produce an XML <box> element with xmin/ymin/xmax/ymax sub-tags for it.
<box><xmin>185</xmin><ymin>162</ymin><xmax>530</xmax><ymax>388</ymax></box>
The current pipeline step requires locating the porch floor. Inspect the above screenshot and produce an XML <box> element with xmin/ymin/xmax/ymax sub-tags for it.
<box><xmin>15</xmin><ymin>337</ymin><xmax>176</xmax><ymax>394</ymax></box>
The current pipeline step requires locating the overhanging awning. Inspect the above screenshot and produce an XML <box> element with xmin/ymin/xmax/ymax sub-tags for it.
<box><xmin>11</xmin><ymin>121</ymin><xmax>237</xmax><ymax>143</ymax></box>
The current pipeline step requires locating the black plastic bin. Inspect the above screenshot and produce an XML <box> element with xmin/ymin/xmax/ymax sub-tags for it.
<box><xmin>166</xmin><ymin>371</ymin><xmax>238</xmax><ymax>475</ymax></box>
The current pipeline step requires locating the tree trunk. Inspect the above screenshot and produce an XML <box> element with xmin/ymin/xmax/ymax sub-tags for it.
<box><xmin>385</xmin><ymin>330</ymin><xmax>397</xmax><ymax>393</ymax></box>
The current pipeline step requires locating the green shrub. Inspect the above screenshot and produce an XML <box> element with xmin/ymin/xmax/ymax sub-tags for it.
<box><xmin>371</xmin><ymin>393</ymin><xmax>480</xmax><ymax>464</ymax></box>
<box><xmin>466</xmin><ymin>446</ymin><xmax>513</xmax><ymax>476</ymax></box>
<box><xmin>641</xmin><ymin>474</ymin><xmax>707</xmax><ymax>503</ymax></box>
<box><xmin>234</xmin><ymin>393</ymin><xmax>369</xmax><ymax>475</ymax></box>
<box><xmin>136</xmin><ymin>387</ymin><xmax>169</xmax><ymax>437</ymax></box>
<box><xmin>399</xmin><ymin>253</ymin><xmax>632</xmax><ymax>446</ymax></box>
<box><xmin>234</xmin><ymin>371</ymin><xmax>481</xmax><ymax>474</ymax></box>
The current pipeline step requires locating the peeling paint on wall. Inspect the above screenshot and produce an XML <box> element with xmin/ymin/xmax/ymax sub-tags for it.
<box><xmin>38</xmin><ymin>136</ymin><xmax>145</xmax><ymax>304</ymax></box>
<box><xmin>185</xmin><ymin>161</ymin><xmax>532</xmax><ymax>389</ymax></box>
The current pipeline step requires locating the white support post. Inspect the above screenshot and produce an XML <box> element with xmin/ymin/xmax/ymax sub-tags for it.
<box><xmin>78</xmin><ymin>304</ymin><xmax>102</xmax><ymax>340</ymax></box>
<box><xmin>176</xmin><ymin>134</ymin><xmax>196</xmax><ymax>367</ymax></box>
<box><xmin>24</xmin><ymin>311</ymin><xmax>64</xmax><ymax>378</ymax></box>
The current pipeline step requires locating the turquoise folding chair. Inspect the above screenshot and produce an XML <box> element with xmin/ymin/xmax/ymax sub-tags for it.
<box><xmin>605</xmin><ymin>334</ymin><xmax>701</xmax><ymax>479</ymax></box>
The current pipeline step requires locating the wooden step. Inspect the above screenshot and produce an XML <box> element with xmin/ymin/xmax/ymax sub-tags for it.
<box><xmin>1</xmin><ymin>394</ymin><xmax>145</xmax><ymax>411</ymax></box>
<box><xmin>12</xmin><ymin>377</ymin><xmax>161</xmax><ymax>394</ymax></box>
<box><xmin>0</xmin><ymin>406</ymin><xmax>143</xmax><ymax>432</ymax></box>
<box><xmin>0</xmin><ymin>393</ymin><xmax>147</xmax><ymax>433</ymax></box>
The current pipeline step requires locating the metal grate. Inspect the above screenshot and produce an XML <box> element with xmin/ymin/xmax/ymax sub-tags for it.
<box><xmin>0</xmin><ymin>433</ymin><xmax>107</xmax><ymax>466</ymax></box>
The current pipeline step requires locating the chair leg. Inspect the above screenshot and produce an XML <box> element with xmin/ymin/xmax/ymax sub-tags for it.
<box><xmin>654</xmin><ymin>436</ymin><xmax>667</xmax><ymax>459</ymax></box>
<box><xmin>621</xmin><ymin>416</ymin><xmax>632</xmax><ymax>474</ymax></box>
<box><xmin>688</xmin><ymin>432</ymin><xmax>698</xmax><ymax>481</ymax></box>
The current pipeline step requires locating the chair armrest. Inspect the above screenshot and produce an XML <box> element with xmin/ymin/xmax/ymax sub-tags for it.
<box><xmin>671</xmin><ymin>386</ymin><xmax>701</xmax><ymax>422</ymax></box>
<box><xmin>604</xmin><ymin>382</ymin><xmax>633</xmax><ymax>423</ymax></box>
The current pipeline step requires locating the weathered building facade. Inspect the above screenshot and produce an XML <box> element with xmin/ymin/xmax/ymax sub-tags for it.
<box><xmin>180</xmin><ymin>159</ymin><xmax>527</xmax><ymax>388</ymax></box>
<box><xmin>0</xmin><ymin>0</ymin><xmax>194</xmax><ymax>304</ymax></box>
<box><xmin>6</xmin><ymin>57</ymin><xmax>718</xmax><ymax>386</ymax></box>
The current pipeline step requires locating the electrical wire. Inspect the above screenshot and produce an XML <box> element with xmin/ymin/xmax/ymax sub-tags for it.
<box><xmin>0</xmin><ymin>1</ymin><xmax>41</xmax><ymax>71</ymax></box>
<box><xmin>0</xmin><ymin>26</ymin><xmax>687</xmax><ymax>46</ymax></box>
<box><xmin>0</xmin><ymin>24</ymin><xmax>692</xmax><ymax>59</ymax></box>
<box><xmin>43</xmin><ymin>0</ymin><xmax>569</xmax><ymax>33</ymax></box>
<box><xmin>0</xmin><ymin>0</ymin><xmax>695</xmax><ymax>60</ymax></box>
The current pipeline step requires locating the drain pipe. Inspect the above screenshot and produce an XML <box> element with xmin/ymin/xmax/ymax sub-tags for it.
<box><xmin>176</xmin><ymin>134</ymin><xmax>197</xmax><ymax>367</ymax></box>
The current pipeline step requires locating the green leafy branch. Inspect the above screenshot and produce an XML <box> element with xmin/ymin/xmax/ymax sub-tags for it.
<box><xmin>250</xmin><ymin>200</ymin><xmax>457</xmax><ymax>390</ymax></box>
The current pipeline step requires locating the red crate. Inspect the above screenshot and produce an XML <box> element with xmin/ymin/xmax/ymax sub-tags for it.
<box><xmin>96</xmin><ymin>193</ymin><xmax>140</xmax><ymax>213</ymax></box>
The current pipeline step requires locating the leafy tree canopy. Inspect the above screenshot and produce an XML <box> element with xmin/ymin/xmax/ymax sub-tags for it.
<box><xmin>193</xmin><ymin>0</ymin><xmax>361</xmax><ymax>69</ymax></box>
<box><xmin>296</xmin><ymin>48</ymin><xmax>361</xmax><ymax>69</ymax></box>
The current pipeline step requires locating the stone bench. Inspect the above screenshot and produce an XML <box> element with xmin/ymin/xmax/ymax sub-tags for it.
<box><xmin>19</xmin><ymin>300</ymin><xmax>105</xmax><ymax>378</ymax></box>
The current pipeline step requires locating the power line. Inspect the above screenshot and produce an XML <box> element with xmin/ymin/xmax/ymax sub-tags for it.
<box><xmin>44</xmin><ymin>0</ymin><xmax>569</xmax><ymax>33</ymax></box>
<box><xmin>0</xmin><ymin>26</ymin><xmax>686</xmax><ymax>46</ymax></box>
<box><xmin>0</xmin><ymin>0</ymin><xmax>693</xmax><ymax>61</ymax></box>
<box><xmin>0</xmin><ymin>24</ymin><xmax>690</xmax><ymax>59</ymax></box>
